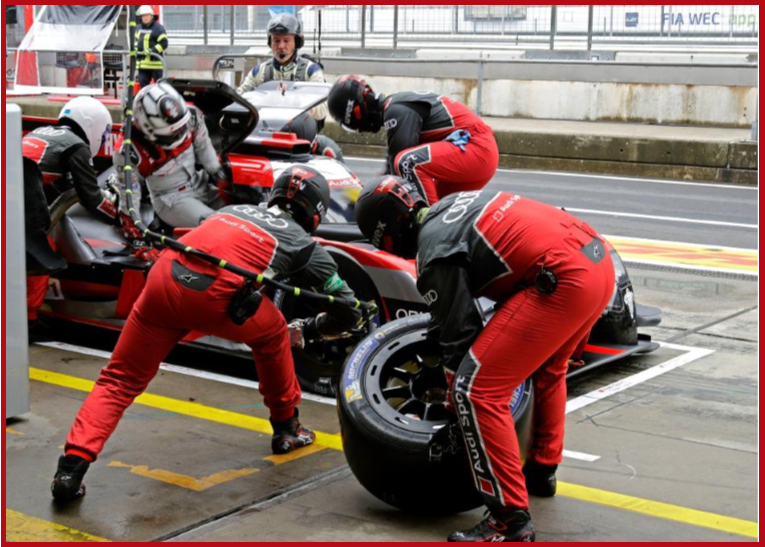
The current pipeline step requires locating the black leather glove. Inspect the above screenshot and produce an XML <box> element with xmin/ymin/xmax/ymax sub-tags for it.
<box><xmin>302</xmin><ymin>314</ymin><xmax>323</xmax><ymax>342</ymax></box>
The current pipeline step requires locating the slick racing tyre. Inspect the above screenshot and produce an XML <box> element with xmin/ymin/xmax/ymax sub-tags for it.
<box><xmin>338</xmin><ymin>315</ymin><xmax>534</xmax><ymax>515</ymax></box>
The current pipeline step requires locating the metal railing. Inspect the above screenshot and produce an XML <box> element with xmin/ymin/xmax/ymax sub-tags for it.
<box><xmin>6</xmin><ymin>48</ymin><xmax>165</xmax><ymax>96</ymax></box>
<box><xmin>162</xmin><ymin>5</ymin><xmax>759</xmax><ymax>50</ymax></box>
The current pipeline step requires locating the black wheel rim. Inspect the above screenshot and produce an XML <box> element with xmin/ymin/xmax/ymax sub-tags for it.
<box><xmin>361</xmin><ymin>329</ymin><xmax>531</xmax><ymax>436</ymax></box>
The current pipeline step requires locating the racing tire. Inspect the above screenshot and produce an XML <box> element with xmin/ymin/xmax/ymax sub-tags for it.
<box><xmin>338</xmin><ymin>315</ymin><xmax>534</xmax><ymax>515</ymax></box>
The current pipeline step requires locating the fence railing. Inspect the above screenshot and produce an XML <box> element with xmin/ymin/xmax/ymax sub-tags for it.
<box><xmin>162</xmin><ymin>5</ymin><xmax>759</xmax><ymax>50</ymax></box>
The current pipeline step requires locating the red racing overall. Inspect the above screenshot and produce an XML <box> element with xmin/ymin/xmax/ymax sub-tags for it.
<box><xmin>384</xmin><ymin>93</ymin><xmax>499</xmax><ymax>205</ymax></box>
<box><xmin>65</xmin><ymin>204</ymin><xmax>360</xmax><ymax>461</ymax></box>
<box><xmin>417</xmin><ymin>191</ymin><xmax>616</xmax><ymax>512</ymax></box>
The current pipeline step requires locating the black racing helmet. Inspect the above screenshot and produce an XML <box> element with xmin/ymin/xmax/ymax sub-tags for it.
<box><xmin>283</xmin><ymin>112</ymin><xmax>318</xmax><ymax>148</ymax></box>
<box><xmin>328</xmin><ymin>75</ymin><xmax>383</xmax><ymax>133</ymax></box>
<box><xmin>267</xmin><ymin>13</ymin><xmax>305</xmax><ymax>49</ymax></box>
<box><xmin>269</xmin><ymin>165</ymin><xmax>330</xmax><ymax>234</ymax></box>
<box><xmin>355</xmin><ymin>176</ymin><xmax>428</xmax><ymax>259</ymax></box>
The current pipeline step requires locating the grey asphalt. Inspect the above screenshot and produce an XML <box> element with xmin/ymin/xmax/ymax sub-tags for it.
<box><xmin>345</xmin><ymin>157</ymin><xmax>759</xmax><ymax>250</ymax></box>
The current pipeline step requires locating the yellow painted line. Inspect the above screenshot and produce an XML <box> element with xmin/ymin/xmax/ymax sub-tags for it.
<box><xmin>108</xmin><ymin>462</ymin><xmax>259</xmax><ymax>492</ymax></box>
<box><xmin>31</xmin><ymin>368</ymin><xmax>756</xmax><ymax>538</ymax></box>
<box><xmin>265</xmin><ymin>444</ymin><xmax>327</xmax><ymax>466</ymax></box>
<box><xmin>609</xmin><ymin>237</ymin><xmax>758</xmax><ymax>274</ymax></box>
<box><xmin>558</xmin><ymin>482</ymin><xmax>759</xmax><ymax>540</ymax></box>
<box><xmin>5</xmin><ymin>509</ymin><xmax>111</xmax><ymax>542</ymax></box>
<box><xmin>6</xmin><ymin>428</ymin><xmax>24</xmax><ymax>436</ymax></box>
<box><xmin>29</xmin><ymin>368</ymin><xmax>344</xmax><ymax>451</ymax></box>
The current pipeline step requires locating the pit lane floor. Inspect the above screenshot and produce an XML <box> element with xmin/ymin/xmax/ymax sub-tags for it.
<box><xmin>5</xmin><ymin>262</ymin><xmax>757</xmax><ymax>542</ymax></box>
<box><xmin>6</xmin><ymin>150</ymin><xmax>759</xmax><ymax>543</ymax></box>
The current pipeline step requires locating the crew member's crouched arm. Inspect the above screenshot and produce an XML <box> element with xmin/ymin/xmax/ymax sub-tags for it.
<box><xmin>300</xmin><ymin>245</ymin><xmax>363</xmax><ymax>335</ymax></box>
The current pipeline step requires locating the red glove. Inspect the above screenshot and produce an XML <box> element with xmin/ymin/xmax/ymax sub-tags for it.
<box><xmin>120</xmin><ymin>213</ymin><xmax>145</xmax><ymax>243</ymax></box>
<box><xmin>133</xmin><ymin>246</ymin><xmax>161</xmax><ymax>264</ymax></box>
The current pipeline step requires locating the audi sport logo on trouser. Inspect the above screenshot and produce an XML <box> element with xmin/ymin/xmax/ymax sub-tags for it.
<box><xmin>395</xmin><ymin>145</ymin><xmax>431</xmax><ymax>199</ymax></box>
<box><xmin>453</xmin><ymin>350</ymin><xmax>505</xmax><ymax>506</ymax></box>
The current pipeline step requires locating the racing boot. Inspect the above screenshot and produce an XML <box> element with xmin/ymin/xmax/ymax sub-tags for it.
<box><xmin>270</xmin><ymin>409</ymin><xmax>316</xmax><ymax>455</ymax></box>
<box><xmin>523</xmin><ymin>461</ymin><xmax>558</xmax><ymax>498</ymax></box>
<box><xmin>448</xmin><ymin>510</ymin><xmax>535</xmax><ymax>542</ymax></box>
<box><xmin>448</xmin><ymin>511</ymin><xmax>536</xmax><ymax>543</ymax></box>
<box><xmin>51</xmin><ymin>455</ymin><xmax>90</xmax><ymax>502</ymax></box>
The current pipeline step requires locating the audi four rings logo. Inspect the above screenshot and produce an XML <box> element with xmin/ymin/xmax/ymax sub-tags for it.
<box><xmin>423</xmin><ymin>290</ymin><xmax>438</xmax><ymax>305</ymax></box>
<box><xmin>443</xmin><ymin>192</ymin><xmax>482</xmax><ymax>224</ymax></box>
<box><xmin>232</xmin><ymin>205</ymin><xmax>289</xmax><ymax>229</ymax></box>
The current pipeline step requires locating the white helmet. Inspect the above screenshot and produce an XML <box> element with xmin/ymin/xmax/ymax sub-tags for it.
<box><xmin>136</xmin><ymin>5</ymin><xmax>155</xmax><ymax>17</ymax></box>
<box><xmin>58</xmin><ymin>97</ymin><xmax>112</xmax><ymax>157</ymax></box>
<box><xmin>133</xmin><ymin>82</ymin><xmax>191</xmax><ymax>150</ymax></box>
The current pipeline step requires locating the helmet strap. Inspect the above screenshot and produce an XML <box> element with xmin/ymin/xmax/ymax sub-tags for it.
<box><xmin>364</xmin><ymin>94</ymin><xmax>384</xmax><ymax>133</ymax></box>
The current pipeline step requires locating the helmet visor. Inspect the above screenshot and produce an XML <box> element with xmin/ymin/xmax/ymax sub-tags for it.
<box><xmin>154</xmin><ymin>127</ymin><xmax>189</xmax><ymax>148</ymax></box>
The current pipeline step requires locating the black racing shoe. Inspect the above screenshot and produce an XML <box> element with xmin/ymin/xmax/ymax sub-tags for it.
<box><xmin>449</xmin><ymin>510</ymin><xmax>535</xmax><ymax>542</ymax></box>
<box><xmin>270</xmin><ymin>410</ymin><xmax>317</xmax><ymax>455</ymax></box>
<box><xmin>523</xmin><ymin>462</ymin><xmax>558</xmax><ymax>498</ymax></box>
<box><xmin>51</xmin><ymin>455</ymin><xmax>90</xmax><ymax>502</ymax></box>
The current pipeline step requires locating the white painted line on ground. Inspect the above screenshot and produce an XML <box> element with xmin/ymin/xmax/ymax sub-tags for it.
<box><xmin>40</xmin><ymin>342</ymin><xmax>601</xmax><ymax>462</ymax></box>
<box><xmin>38</xmin><ymin>341</ymin><xmax>715</xmax><ymax>463</ymax></box>
<box><xmin>37</xmin><ymin>341</ymin><xmax>114</xmax><ymax>361</ymax></box>
<box><xmin>563</xmin><ymin>450</ymin><xmax>601</xmax><ymax>463</ymax></box>
<box><xmin>345</xmin><ymin>156</ymin><xmax>386</xmax><ymax>163</ymax></box>
<box><xmin>35</xmin><ymin>342</ymin><xmax>338</xmax><ymax>407</ymax></box>
<box><xmin>566</xmin><ymin>342</ymin><xmax>715</xmax><ymax>415</ymax></box>
<box><xmin>346</xmin><ymin>157</ymin><xmax>757</xmax><ymax>230</ymax></box>
<box><xmin>616</xmin><ymin>258</ymin><xmax>758</xmax><ymax>278</ymax></box>
<box><xmin>500</xmin><ymin>169</ymin><xmax>758</xmax><ymax>191</ymax></box>
<box><xmin>564</xmin><ymin>208</ymin><xmax>757</xmax><ymax>229</ymax></box>
<box><xmin>345</xmin><ymin>156</ymin><xmax>757</xmax><ymax>191</ymax></box>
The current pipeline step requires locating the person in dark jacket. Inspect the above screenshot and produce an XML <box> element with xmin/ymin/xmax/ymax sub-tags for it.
<box><xmin>283</xmin><ymin>112</ymin><xmax>345</xmax><ymax>163</ymax></box>
<box><xmin>355</xmin><ymin>177</ymin><xmax>616</xmax><ymax>542</ymax></box>
<box><xmin>329</xmin><ymin>76</ymin><xmax>499</xmax><ymax>205</ymax></box>
<box><xmin>24</xmin><ymin>97</ymin><xmax>150</xmax><ymax>325</ymax></box>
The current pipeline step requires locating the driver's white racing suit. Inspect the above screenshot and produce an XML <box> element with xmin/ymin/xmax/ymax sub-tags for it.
<box><xmin>114</xmin><ymin>106</ymin><xmax>227</xmax><ymax>228</ymax></box>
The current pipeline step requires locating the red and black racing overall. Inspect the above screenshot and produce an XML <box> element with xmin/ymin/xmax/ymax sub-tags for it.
<box><xmin>383</xmin><ymin>92</ymin><xmax>499</xmax><ymax>205</ymax></box>
<box><xmin>64</xmin><ymin>204</ymin><xmax>361</xmax><ymax>462</ymax></box>
<box><xmin>23</xmin><ymin>126</ymin><xmax>119</xmax><ymax>320</ymax></box>
<box><xmin>417</xmin><ymin>190</ymin><xmax>615</xmax><ymax>511</ymax></box>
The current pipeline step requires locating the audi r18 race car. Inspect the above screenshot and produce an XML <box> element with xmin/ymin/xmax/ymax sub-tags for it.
<box><xmin>26</xmin><ymin>79</ymin><xmax>661</xmax><ymax>397</ymax></box>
